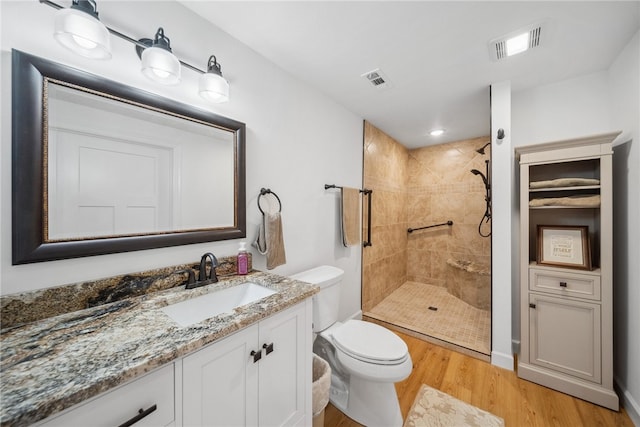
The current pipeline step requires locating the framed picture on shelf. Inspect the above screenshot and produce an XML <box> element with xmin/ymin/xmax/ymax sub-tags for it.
<box><xmin>537</xmin><ymin>225</ymin><xmax>592</xmax><ymax>270</ymax></box>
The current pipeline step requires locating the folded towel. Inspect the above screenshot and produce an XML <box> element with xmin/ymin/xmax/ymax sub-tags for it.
<box><xmin>341</xmin><ymin>187</ymin><xmax>360</xmax><ymax>247</ymax></box>
<box><xmin>530</xmin><ymin>177</ymin><xmax>600</xmax><ymax>189</ymax></box>
<box><xmin>529</xmin><ymin>195</ymin><xmax>600</xmax><ymax>208</ymax></box>
<box><xmin>254</xmin><ymin>211</ymin><xmax>286</xmax><ymax>270</ymax></box>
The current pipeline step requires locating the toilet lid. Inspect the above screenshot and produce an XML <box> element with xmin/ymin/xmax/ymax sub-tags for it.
<box><xmin>331</xmin><ymin>320</ymin><xmax>408</xmax><ymax>364</ymax></box>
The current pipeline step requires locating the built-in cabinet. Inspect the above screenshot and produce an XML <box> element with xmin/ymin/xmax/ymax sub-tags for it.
<box><xmin>37</xmin><ymin>299</ymin><xmax>312</xmax><ymax>427</ymax></box>
<box><xmin>516</xmin><ymin>132</ymin><xmax>619</xmax><ymax>410</ymax></box>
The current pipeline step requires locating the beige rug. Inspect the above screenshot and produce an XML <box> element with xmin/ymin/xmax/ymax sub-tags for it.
<box><xmin>404</xmin><ymin>384</ymin><xmax>505</xmax><ymax>427</ymax></box>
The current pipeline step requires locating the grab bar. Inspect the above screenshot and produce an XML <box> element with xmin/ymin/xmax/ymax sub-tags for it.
<box><xmin>407</xmin><ymin>220</ymin><xmax>453</xmax><ymax>233</ymax></box>
<box><xmin>324</xmin><ymin>184</ymin><xmax>373</xmax><ymax>247</ymax></box>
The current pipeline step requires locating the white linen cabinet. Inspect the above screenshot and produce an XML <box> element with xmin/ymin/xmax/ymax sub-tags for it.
<box><xmin>516</xmin><ymin>132</ymin><xmax>620</xmax><ymax>410</ymax></box>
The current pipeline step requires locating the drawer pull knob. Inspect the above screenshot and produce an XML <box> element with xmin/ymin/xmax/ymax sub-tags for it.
<box><xmin>263</xmin><ymin>342</ymin><xmax>274</xmax><ymax>355</ymax></box>
<box><xmin>250</xmin><ymin>349</ymin><xmax>262</xmax><ymax>363</ymax></box>
<box><xmin>559</xmin><ymin>281</ymin><xmax>568</xmax><ymax>287</ymax></box>
<box><xmin>529</xmin><ymin>303</ymin><xmax>536</xmax><ymax>309</ymax></box>
<box><xmin>117</xmin><ymin>404</ymin><xmax>157</xmax><ymax>427</ymax></box>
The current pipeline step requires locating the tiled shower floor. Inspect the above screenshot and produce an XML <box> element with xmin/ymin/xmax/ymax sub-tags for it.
<box><xmin>365</xmin><ymin>281</ymin><xmax>491</xmax><ymax>357</ymax></box>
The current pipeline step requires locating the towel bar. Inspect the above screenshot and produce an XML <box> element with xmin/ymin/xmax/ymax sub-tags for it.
<box><xmin>324</xmin><ymin>184</ymin><xmax>373</xmax><ymax>247</ymax></box>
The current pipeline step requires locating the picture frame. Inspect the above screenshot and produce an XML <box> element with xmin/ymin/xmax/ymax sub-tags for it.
<box><xmin>537</xmin><ymin>225</ymin><xmax>592</xmax><ymax>270</ymax></box>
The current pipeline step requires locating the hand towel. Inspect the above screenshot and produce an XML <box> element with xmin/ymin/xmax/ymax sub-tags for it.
<box><xmin>254</xmin><ymin>211</ymin><xmax>287</xmax><ymax>270</ymax></box>
<box><xmin>341</xmin><ymin>187</ymin><xmax>360</xmax><ymax>247</ymax></box>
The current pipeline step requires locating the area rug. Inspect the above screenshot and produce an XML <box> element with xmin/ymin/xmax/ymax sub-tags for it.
<box><xmin>404</xmin><ymin>384</ymin><xmax>505</xmax><ymax>427</ymax></box>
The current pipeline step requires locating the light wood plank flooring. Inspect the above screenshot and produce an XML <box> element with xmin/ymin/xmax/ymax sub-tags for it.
<box><xmin>324</xmin><ymin>331</ymin><xmax>633</xmax><ymax>427</ymax></box>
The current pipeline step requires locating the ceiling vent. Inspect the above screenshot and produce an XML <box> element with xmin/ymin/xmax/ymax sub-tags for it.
<box><xmin>361</xmin><ymin>68</ymin><xmax>392</xmax><ymax>89</ymax></box>
<box><xmin>489</xmin><ymin>23</ymin><xmax>545</xmax><ymax>61</ymax></box>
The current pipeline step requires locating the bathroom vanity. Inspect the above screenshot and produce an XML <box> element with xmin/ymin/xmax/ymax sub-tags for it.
<box><xmin>0</xmin><ymin>271</ymin><xmax>317</xmax><ymax>426</ymax></box>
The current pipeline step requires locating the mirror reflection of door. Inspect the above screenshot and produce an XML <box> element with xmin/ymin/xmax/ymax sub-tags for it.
<box><xmin>46</xmin><ymin>82</ymin><xmax>235</xmax><ymax>242</ymax></box>
<box><xmin>48</xmin><ymin>131</ymin><xmax>175</xmax><ymax>240</ymax></box>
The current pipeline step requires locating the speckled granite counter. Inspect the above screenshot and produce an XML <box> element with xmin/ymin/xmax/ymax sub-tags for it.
<box><xmin>0</xmin><ymin>271</ymin><xmax>318</xmax><ymax>426</ymax></box>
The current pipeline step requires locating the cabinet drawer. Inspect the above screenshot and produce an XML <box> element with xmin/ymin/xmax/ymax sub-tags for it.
<box><xmin>530</xmin><ymin>268</ymin><xmax>600</xmax><ymax>301</ymax></box>
<box><xmin>38</xmin><ymin>364</ymin><xmax>174</xmax><ymax>427</ymax></box>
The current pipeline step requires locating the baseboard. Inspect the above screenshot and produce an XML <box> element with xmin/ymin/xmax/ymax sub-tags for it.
<box><xmin>512</xmin><ymin>339</ymin><xmax>521</xmax><ymax>355</ymax></box>
<box><xmin>348</xmin><ymin>310</ymin><xmax>362</xmax><ymax>321</ymax></box>
<box><xmin>491</xmin><ymin>350</ymin><xmax>514</xmax><ymax>371</ymax></box>
<box><xmin>615</xmin><ymin>377</ymin><xmax>640</xmax><ymax>426</ymax></box>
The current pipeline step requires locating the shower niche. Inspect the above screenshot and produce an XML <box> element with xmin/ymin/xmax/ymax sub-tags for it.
<box><xmin>516</xmin><ymin>131</ymin><xmax>619</xmax><ymax>411</ymax></box>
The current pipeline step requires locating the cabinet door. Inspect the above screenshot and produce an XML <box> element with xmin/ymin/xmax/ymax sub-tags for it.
<box><xmin>38</xmin><ymin>364</ymin><xmax>175</xmax><ymax>427</ymax></box>
<box><xmin>529</xmin><ymin>294</ymin><xmax>601</xmax><ymax>383</ymax></box>
<box><xmin>258</xmin><ymin>303</ymin><xmax>309</xmax><ymax>427</ymax></box>
<box><xmin>182</xmin><ymin>325</ymin><xmax>259</xmax><ymax>427</ymax></box>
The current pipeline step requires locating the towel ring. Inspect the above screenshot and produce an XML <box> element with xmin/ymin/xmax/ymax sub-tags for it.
<box><xmin>258</xmin><ymin>188</ymin><xmax>282</xmax><ymax>214</ymax></box>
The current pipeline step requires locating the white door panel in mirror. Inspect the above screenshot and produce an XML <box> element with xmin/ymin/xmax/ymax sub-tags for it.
<box><xmin>47</xmin><ymin>83</ymin><xmax>235</xmax><ymax>240</ymax></box>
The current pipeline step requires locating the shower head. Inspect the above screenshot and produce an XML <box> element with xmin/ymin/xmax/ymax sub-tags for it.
<box><xmin>471</xmin><ymin>169</ymin><xmax>488</xmax><ymax>186</ymax></box>
<box><xmin>476</xmin><ymin>142</ymin><xmax>491</xmax><ymax>155</ymax></box>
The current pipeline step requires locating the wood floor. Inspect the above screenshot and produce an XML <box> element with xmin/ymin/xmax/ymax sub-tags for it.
<box><xmin>324</xmin><ymin>331</ymin><xmax>634</xmax><ymax>427</ymax></box>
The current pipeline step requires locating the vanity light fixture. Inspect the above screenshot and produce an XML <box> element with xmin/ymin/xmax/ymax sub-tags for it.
<box><xmin>199</xmin><ymin>55</ymin><xmax>230</xmax><ymax>103</ymax></box>
<box><xmin>137</xmin><ymin>28</ymin><xmax>181</xmax><ymax>85</ymax></box>
<box><xmin>53</xmin><ymin>0</ymin><xmax>111</xmax><ymax>59</ymax></box>
<box><xmin>41</xmin><ymin>0</ymin><xmax>231</xmax><ymax>102</ymax></box>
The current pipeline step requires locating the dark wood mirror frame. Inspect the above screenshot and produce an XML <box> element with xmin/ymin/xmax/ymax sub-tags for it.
<box><xmin>11</xmin><ymin>50</ymin><xmax>246</xmax><ymax>265</ymax></box>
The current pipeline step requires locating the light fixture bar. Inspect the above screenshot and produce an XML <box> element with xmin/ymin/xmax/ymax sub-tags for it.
<box><xmin>40</xmin><ymin>0</ymin><xmax>205</xmax><ymax>74</ymax></box>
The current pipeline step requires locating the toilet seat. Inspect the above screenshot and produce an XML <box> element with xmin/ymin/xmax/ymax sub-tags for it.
<box><xmin>331</xmin><ymin>320</ymin><xmax>409</xmax><ymax>365</ymax></box>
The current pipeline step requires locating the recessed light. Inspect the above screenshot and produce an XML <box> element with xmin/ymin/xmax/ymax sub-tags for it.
<box><xmin>430</xmin><ymin>129</ymin><xmax>445</xmax><ymax>136</ymax></box>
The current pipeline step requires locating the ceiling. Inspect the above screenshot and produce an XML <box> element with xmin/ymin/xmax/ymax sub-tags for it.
<box><xmin>180</xmin><ymin>1</ymin><xmax>639</xmax><ymax>149</ymax></box>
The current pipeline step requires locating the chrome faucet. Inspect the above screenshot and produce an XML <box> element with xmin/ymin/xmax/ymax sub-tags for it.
<box><xmin>198</xmin><ymin>252</ymin><xmax>219</xmax><ymax>283</ymax></box>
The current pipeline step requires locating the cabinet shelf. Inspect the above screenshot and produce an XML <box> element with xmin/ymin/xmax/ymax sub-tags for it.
<box><xmin>529</xmin><ymin>185</ymin><xmax>600</xmax><ymax>192</ymax></box>
<box><xmin>529</xmin><ymin>205</ymin><xmax>600</xmax><ymax>210</ymax></box>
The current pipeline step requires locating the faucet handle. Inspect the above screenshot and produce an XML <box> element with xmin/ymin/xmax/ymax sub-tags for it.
<box><xmin>176</xmin><ymin>269</ymin><xmax>196</xmax><ymax>286</ymax></box>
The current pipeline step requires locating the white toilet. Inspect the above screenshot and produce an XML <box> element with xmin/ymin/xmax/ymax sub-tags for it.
<box><xmin>291</xmin><ymin>265</ymin><xmax>412</xmax><ymax>427</ymax></box>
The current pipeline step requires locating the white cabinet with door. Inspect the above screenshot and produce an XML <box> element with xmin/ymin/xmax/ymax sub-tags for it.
<box><xmin>182</xmin><ymin>300</ymin><xmax>312</xmax><ymax>426</ymax></box>
<box><xmin>37</xmin><ymin>364</ymin><xmax>176</xmax><ymax>427</ymax></box>
<box><xmin>516</xmin><ymin>132</ymin><xmax>619</xmax><ymax>410</ymax></box>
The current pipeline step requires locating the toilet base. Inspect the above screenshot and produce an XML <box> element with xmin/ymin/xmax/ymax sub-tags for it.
<box><xmin>330</xmin><ymin>376</ymin><xmax>403</xmax><ymax>427</ymax></box>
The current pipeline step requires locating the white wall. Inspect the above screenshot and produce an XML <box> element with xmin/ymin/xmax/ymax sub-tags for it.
<box><xmin>489</xmin><ymin>81</ymin><xmax>514</xmax><ymax>370</ymax></box>
<box><xmin>0</xmin><ymin>1</ymin><xmax>363</xmax><ymax>321</ymax></box>
<box><xmin>511</xmin><ymin>31</ymin><xmax>639</xmax><ymax>422</ymax></box>
<box><xmin>608</xmin><ymin>31</ymin><xmax>640</xmax><ymax>425</ymax></box>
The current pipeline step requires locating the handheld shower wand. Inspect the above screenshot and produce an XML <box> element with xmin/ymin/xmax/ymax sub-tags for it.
<box><xmin>470</xmin><ymin>160</ymin><xmax>491</xmax><ymax>237</ymax></box>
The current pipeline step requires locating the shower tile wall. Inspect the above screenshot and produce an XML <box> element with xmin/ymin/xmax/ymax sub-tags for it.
<box><xmin>362</xmin><ymin>122</ymin><xmax>409</xmax><ymax>312</ymax></box>
<box><xmin>407</xmin><ymin>136</ymin><xmax>491</xmax><ymax>309</ymax></box>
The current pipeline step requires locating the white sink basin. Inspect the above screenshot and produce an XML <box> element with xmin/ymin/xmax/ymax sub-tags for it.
<box><xmin>160</xmin><ymin>282</ymin><xmax>277</xmax><ymax>327</ymax></box>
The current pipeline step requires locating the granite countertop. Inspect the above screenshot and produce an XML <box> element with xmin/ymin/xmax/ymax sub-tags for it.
<box><xmin>0</xmin><ymin>271</ymin><xmax>318</xmax><ymax>426</ymax></box>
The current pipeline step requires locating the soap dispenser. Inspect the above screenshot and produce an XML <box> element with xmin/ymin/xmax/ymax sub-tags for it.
<box><xmin>237</xmin><ymin>241</ymin><xmax>248</xmax><ymax>275</ymax></box>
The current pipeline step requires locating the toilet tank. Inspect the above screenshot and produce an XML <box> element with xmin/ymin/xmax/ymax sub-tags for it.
<box><xmin>290</xmin><ymin>265</ymin><xmax>344</xmax><ymax>332</ymax></box>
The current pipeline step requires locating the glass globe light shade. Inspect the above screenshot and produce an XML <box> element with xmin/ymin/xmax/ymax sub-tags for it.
<box><xmin>54</xmin><ymin>7</ymin><xmax>111</xmax><ymax>59</ymax></box>
<box><xmin>199</xmin><ymin>72</ymin><xmax>230</xmax><ymax>103</ymax></box>
<box><xmin>141</xmin><ymin>46</ymin><xmax>181</xmax><ymax>85</ymax></box>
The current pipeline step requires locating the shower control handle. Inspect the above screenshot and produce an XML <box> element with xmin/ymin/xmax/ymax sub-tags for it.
<box><xmin>559</xmin><ymin>281</ymin><xmax>568</xmax><ymax>287</ymax></box>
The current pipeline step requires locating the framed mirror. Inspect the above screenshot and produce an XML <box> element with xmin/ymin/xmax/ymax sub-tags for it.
<box><xmin>12</xmin><ymin>50</ymin><xmax>246</xmax><ymax>264</ymax></box>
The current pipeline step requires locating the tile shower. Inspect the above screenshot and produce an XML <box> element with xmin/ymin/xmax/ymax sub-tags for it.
<box><xmin>362</xmin><ymin>122</ymin><xmax>491</xmax><ymax>358</ymax></box>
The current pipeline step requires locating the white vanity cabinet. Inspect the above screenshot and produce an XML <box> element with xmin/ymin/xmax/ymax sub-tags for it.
<box><xmin>516</xmin><ymin>132</ymin><xmax>619</xmax><ymax>410</ymax></box>
<box><xmin>182</xmin><ymin>300</ymin><xmax>312</xmax><ymax>427</ymax></box>
<box><xmin>37</xmin><ymin>364</ymin><xmax>176</xmax><ymax>427</ymax></box>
